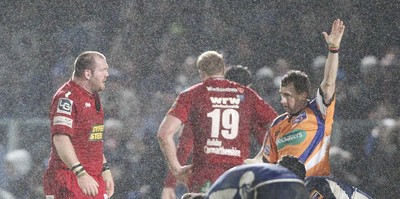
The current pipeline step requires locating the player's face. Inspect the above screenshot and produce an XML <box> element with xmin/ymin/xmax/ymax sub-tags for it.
<box><xmin>279</xmin><ymin>83</ymin><xmax>307</xmax><ymax>114</ymax></box>
<box><xmin>89</xmin><ymin>57</ymin><xmax>109</xmax><ymax>93</ymax></box>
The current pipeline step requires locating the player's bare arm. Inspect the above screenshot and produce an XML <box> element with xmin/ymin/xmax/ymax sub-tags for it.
<box><xmin>158</xmin><ymin>115</ymin><xmax>183</xmax><ymax>174</ymax></box>
<box><xmin>320</xmin><ymin>19</ymin><xmax>345</xmax><ymax>103</ymax></box>
<box><xmin>53</xmin><ymin>134</ymin><xmax>100</xmax><ymax>196</ymax></box>
<box><xmin>158</xmin><ymin>115</ymin><xmax>192</xmax><ymax>187</ymax></box>
<box><xmin>102</xmin><ymin>154</ymin><xmax>114</xmax><ymax>197</ymax></box>
<box><xmin>53</xmin><ymin>134</ymin><xmax>80</xmax><ymax>168</ymax></box>
<box><xmin>244</xmin><ymin>131</ymin><xmax>269</xmax><ymax>164</ymax></box>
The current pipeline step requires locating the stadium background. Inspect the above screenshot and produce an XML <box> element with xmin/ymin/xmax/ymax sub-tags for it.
<box><xmin>0</xmin><ymin>1</ymin><xmax>399</xmax><ymax>198</ymax></box>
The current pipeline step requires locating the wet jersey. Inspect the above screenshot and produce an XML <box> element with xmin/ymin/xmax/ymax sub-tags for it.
<box><xmin>305</xmin><ymin>176</ymin><xmax>374</xmax><ymax>199</ymax></box>
<box><xmin>47</xmin><ymin>80</ymin><xmax>105</xmax><ymax>175</ymax></box>
<box><xmin>264</xmin><ymin>88</ymin><xmax>335</xmax><ymax>176</ymax></box>
<box><xmin>205</xmin><ymin>163</ymin><xmax>305</xmax><ymax>199</ymax></box>
<box><xmin>168</xmin><ymin>78</ymin><xmax>277</xmax><ymax>191</ymax></box>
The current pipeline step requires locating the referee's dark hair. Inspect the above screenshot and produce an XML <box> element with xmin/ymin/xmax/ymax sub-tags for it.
<box><xmin>277</xmin><ymin>155</ymin><xmax>306</xmax><ymax>180</ymax></box>
<box><xmin>225</xmin><ymin>65</ymin><xmax>253</xmax><ymax>86</ymax></box>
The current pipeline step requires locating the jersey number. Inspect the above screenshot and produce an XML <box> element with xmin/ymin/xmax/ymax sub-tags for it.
<box><xmin>207</xmin><ymin>109</ymin><xmax>239</xmax><ymax>139</ymax></box>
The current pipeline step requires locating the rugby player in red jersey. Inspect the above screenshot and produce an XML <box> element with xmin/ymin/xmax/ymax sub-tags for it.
<box><xmin>43</xmin><ymin>51</ymin><xmax>114</xmax><ymax>198</ymax></box>
<box><xmin>161</xmin><ymin>65</ymin><xmax>259</xmax><ymax>199</ymax></box>
<box><xmin>157</xmin><ymin>51</ymin><xmax>278</xmax><ymax>194</ymax></box>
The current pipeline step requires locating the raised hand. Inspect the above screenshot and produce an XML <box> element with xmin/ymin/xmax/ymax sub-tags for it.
<box><xmin>323</xmin><ymin>19</ymin><xmax>345</xmax><ymax>48</ymax></box>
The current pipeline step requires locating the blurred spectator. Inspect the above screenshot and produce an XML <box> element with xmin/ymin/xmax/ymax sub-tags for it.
<box><xmin>335</xmin><ymin>55</ymin><xmax>380</xmax><ymax>119</ymax></box>
<box><xmin>252</xmin><ymin>66</ymin><xmax>282</xmax><ymax>114</ymax></box>
<box><xmin>101</xmin><ymin>68</ymin><xmax>141</xmax><ymax>130</ymax></box>
<box><xmin>174</xmin><ymin>55</ymin><xmax>201</xmax><ymax>94</ymax></box>
<box><xmin>363</xmin><ymin>118</ymin><xmax>400</xmax><ymax>198</ymax></box>
<box><xmin>0</xmin><ymin>129</ymin><xmax>7</xmax><ymax>189</ymax></box>
<box><xmin>3</xmin><ymin>149</ymin><xmax>37</xmax><ymax>199</ymax></box>
<box><xmin>0</xmin><ymin>189</ymin><xmax>15</xmax><ymax>199</ymax></box>
<box><xmin>272</xmin><ymin>58</ymin><xmax>291</xmax><ymax>86</ymax></box>
<box><xmin>310</xmin><ymin>55</ymin><xmax>326</xmax><ymax>86</ymax></box>
<box><xmin>225</xmin><ymin>65</ymin><xmax>253</xmax><ymax>87</ymax></box>
<box><xmin>129</xmin><ymin>129</ymin><xmax>167</xmax><ymax>199</ymax></box>
<box><xmin>103</xmin><ymin>119</ymin><xmax>144</xmax><ymax>198</ymax></box>
<box><xmin>136</xmin><ymin>53</ymin><xmax>178</xmax><ymax>137</ymax></box>
<box><xmin>379</xmin><ymin>47</ymin><xmax>400</xmax><ymax>116</ymax></box>
<box><xmin>329</xmin><ymin>146</ymin><xmax>360</xmax><ymax>185</ymax></box>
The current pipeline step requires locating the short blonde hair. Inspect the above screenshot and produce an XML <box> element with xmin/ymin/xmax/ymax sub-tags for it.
<box><xmin>196</xmin><ymin>51</ymin><xmax>225</xmax><ymax>76</ymax></box>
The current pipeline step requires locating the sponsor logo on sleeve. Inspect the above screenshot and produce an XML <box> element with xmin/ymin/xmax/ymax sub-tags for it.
<box><xmin>53</xmin><ymin>116</ymin><xmax>73</xmax><ymax>128</ymax></box>
<box><xmin>57</xmin><ymin>98</ymin><xmax>73</xmax><ymax>115</ymax></box>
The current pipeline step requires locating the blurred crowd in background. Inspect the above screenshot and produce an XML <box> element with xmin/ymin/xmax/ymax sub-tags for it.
<box><xmin>0</xmin><ymin>1</ymin><xmax>399</xmax><ymax>198</ymax></box>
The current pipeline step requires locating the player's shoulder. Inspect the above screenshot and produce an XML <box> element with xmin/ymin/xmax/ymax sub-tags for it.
<box><xmin>185</xmin><ymin>80</ymin><xmax>248</xmax><ymax>94</ymax></box>
<box><xmin>53</xmin><ymin>81</ymin><xmax>80</xmax><ymax>101</ymax></box>
<box><xmin>271</xmin><ymin>113</ymin><xmax>289</xmax><ymax>127</ymax></box>
<box><xmin>229</xmin><ymin>163</ymin><xmax>298</xmax><ymax>178</ymax></box>
<box><xmin>181</xmin><ymin>82</ymin><xmax>204</xmax><ymax>93</ymax></box>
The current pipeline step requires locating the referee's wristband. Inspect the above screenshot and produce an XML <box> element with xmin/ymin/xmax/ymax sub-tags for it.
<box><xmin>329</xmin><ymin>47</ymin><xmax>339</xmax><ymax>53</ymax></box>
<box><xmin>328</xmin><ymin>44</ymin><xmax>339</xmax><ymax>53</ymax></box>
<box><xmin>102</xmin><ymin>162</ymin><xmax>110</xmax><ymax>172</ymax></box>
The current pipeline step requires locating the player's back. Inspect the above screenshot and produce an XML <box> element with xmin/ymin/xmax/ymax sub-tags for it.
<box><xmin>181</xmin><ymin>79</ymin><xmax>275</xmax><ymax>166</ymax></box>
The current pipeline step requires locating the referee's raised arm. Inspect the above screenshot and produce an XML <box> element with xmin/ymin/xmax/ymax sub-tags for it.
<box><xmin>320</xmin><ymin>19</ymin><xmax>345</xmax><ymax>103</ymax></box>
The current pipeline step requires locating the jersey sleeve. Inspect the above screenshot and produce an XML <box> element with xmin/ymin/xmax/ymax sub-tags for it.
<box><xmin>251</xmin><ymin>91</ymin><xmax>278</xmax><ymax>144</ymax></box>
<box><xmin>315</xmin><ymin>88</ymin><xmax>335</xmax><ymax>118</ymax></box>
<box><xmin>316</xmin><ymin>88</ymin><xmax>336</xmax><ymax>136</ymax></box>
<box><xmin>50</xmin><ymin>93</ymin><xmax>75</xmax><ymax>137</ymax></box>
<box><xmin>167</xmin><ymin>92</ymin><xmax>191</xmax><ymax>123</ymax></box>
<box><xmin>263</xmin><ymin>129</ymin><xmax>278</xmax><ymax>163</ymax></box>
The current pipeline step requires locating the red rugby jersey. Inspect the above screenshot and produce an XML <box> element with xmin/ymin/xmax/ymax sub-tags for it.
<box><xmin>167</xmin><ymin>78</ymin><xmax>277</xmax><ymax>190</ymax></box>
<box><xmin>47</xmin><ymin>80</ymin><xmax>105</xmax><ymax>175</ymax></box>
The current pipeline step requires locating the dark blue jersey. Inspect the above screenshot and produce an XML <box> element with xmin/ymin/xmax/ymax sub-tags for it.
<box><xmin>305</xmin><ymin>176</ymin><xmax>374</xmax><ymax>199</ymax></box>
<box><xmin>205</xmin><ymin>163</ymin><xmax>308</xmax><ymax>199</ymax></box>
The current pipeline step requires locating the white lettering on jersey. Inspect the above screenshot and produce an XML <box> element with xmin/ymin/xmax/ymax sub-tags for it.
<box><xmin>210</xmin><ymin>97</ymin><xmax>240</xmax><ymax>108</ymax></box>
<box><xmin>204</xmin><ymin>145</ymin><xmax>241</xmax><ymax>157</ymax></box>
<box><xmin>206</xmin><ymin>87</ymin><xmax>238</xmax><ymax>92</ymax></box>
<box><xmin>53</xmin><ymin>116</ymin><xmax>73</xmax><ymax>128</ymax></box>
